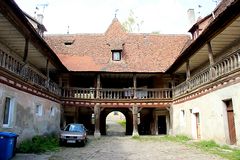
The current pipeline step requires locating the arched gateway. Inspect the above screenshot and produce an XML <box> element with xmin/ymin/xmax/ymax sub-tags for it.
<box><xmin>61</xmin><ymin>102</ymin><xmax>171</xmax><ymax>137</ymax></box>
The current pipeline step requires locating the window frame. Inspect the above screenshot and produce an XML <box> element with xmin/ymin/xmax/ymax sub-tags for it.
<box><xmin>35</xmin><ymin>104</ymin><xmax>43</xmax><ymax>116</ymax></box>
<box><xmin>112</xmin><ymin>50</ymin><xmax>122</xmax><ymax>61</ymax></box>
<box><xmin>3</xmin><ymin>97</ymin><xmax>14</xmax><ymax>128</ymax></box>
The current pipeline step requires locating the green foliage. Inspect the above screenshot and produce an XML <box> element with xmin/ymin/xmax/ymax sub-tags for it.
<box><xmin>122</xmin><ymin>10</ymin><xmax>143</xmax><ymax>33</ymax></box>
<box><xmin>193</xmin><ymin>140</ymin><xmax>240</xmax><ymax>160</ymax></box>
<box><xmin>195</xmin><ymin>140</ymin><xmax>219</xmax><ymax>149</ymax></box>
<box><xmin>18</xmin><ymin>134</ymin><xmax>59</xmax><ymax>153</ymax></box>
<box><xmin>132</xmin><ymin>135</ymin><xmax>240</xmax><ymax>160</ymax></box>
<box><xmin>161</xmin><ymin>135</ymin><xmax>191</xmax><ymax>143</ymax></box>
<box><xmin>117</xmin><ymin>120</ymin><xmax>126</xmax><ymax>128</ymax></box>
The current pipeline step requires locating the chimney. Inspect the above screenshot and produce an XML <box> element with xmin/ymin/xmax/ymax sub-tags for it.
<box><xmin>37</xmin><ymin>14</ymin><xmax>44</xmax><ymax>24</ymax></box>
<box><xmin>187</xmin><ymin>9</ymin><xmax>195</xmax><ymax>26</ymax></box>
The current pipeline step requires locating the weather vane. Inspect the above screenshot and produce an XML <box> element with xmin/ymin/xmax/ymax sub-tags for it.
<box><xmin>115</xmin><ymin>9</ymin><xmax>119</xmax><ymax>18</ymax></box>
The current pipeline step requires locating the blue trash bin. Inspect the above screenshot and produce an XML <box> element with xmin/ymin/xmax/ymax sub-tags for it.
<box><xmin>0</xmin><ymin>132</ymin><xmax>18</xmax><ymax>160</ymax></box>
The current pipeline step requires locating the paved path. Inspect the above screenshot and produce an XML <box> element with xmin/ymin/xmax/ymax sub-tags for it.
<box><xmin>13</xmin><ymin>136</ymin><xmax>225</xmax><ymax>160</ymax></box>
<box><xmin>106</xmin><ymin>119</ymin><xmax>125</xmax><ymax>136</ymax></box>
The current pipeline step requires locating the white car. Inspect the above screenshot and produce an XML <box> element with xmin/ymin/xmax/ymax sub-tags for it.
<box><xmin>59</xmin><ymin>123</ymin><xmax>87</xmax><ymax>146</ymax></box>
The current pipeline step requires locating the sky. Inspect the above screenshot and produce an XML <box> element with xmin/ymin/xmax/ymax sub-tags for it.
<box><xmin>14</xmin><ymin>0</ymin><xmax>220</xmax><ymax>34</ymax></box>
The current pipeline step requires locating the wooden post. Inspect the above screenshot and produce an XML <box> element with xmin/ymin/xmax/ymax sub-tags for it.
<box><xmin>186</xmin><ymin>60</ymin><xmax>190</xmax><ymax>80</ymax></box>
<box><xmin>96</xmin><ymin>74</ymin><xmax>101</xmax><ymax>99</ymax></box>
<box><xmin>23</xmin><ymin>38</ymin><xmax>29</xmax><ymax>63</ymax></box>
<box><xmin>186</xmin><ymin>60</ymin><xmax>191</xmax><ymax>90</ymax></box>
<box><xmin>207</xmin><ymin>41</ymin><xmax>215</xmax><ymax>80</ymax></box>
<box><xmin>133</xmin><ymin>74</ymin><xmax>137</xmax><ymax>99</ymax></box>
<box><xmin>132</xmin><ymin>105</ymin><xmax>139</xmax><ymax>136</ymax></box>
<box><xmin>94</xmin><ymin>104</ymin><xmax>101</xmax><ymax>138</ymax></box>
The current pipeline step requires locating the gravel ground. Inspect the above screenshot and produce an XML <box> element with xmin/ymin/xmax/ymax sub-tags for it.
<box><xmin>13</xmin><ymin>136</ymin><xmax>225</xmax><ymax>160</ymax></box>
<box><xmin>13</xmin><ymin>120</ymin><xmax>225</xmax><ymax>160</ymax></box>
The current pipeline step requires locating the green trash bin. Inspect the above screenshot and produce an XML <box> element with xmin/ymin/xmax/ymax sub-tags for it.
<box><xmin>0</xmin><ymin>132</ymin><xmax>18</xmax><ymax>160</ymax></box>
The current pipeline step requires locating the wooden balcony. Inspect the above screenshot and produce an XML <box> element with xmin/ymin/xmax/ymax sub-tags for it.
<box><xmin>62</xmin><ymin>87</ymin><xmax>172</xmax><ymax>100</ymax></box>
<box><xmin>173</xmin><ymin>48</ymin><xmax>240</xmax><ymax>97</ymax></box>
<box><xmin>0</xmin><ymin>49</ymin><xmax>61</xmax><ymax>95</ymax></box>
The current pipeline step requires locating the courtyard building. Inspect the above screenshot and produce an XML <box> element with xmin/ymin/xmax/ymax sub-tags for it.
<box><xmin>0</xmin><ymin>0</ymin><xmax>239</xmax><ymax>146</ymax></box>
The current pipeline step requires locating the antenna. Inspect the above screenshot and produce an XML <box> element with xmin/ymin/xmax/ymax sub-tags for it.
<box><xmin>36</xmin><ymin>3</ymin><xmax>48</xmax><ymax>14</ymax></box>
<box><xmin>67</xmin><ymin>26</ymin><xmax>70</xmax><ymax>34</ymax></box>
<box><xmin>115</xmin><ymin>9</ymin><xmax>119</xmax><ymax>18</ymax></box>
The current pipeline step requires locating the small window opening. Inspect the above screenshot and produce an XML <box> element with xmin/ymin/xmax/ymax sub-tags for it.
<box><xmin>3</xmin><ymin>97</ymin><xmax>14</xmax><ymax>127</ymax></box>
<box><xmin>64</xmin><ymin>40</ymin><xmax>74</xmax><ymax>46</ymax></box>
<box><xmin>112</xmin><ymin>50</ymin><xmax>122</xmax><ymax>61</ymax></box>
<box><xmin>36</xmin><ymin>104</ymin><xmax>43</xmax><ymax>116</ymax></box>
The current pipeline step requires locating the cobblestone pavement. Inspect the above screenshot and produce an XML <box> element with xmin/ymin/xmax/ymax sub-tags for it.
<box><xmin>13</xmin><ymin>136</ymin><xmax>225</xmax><ymax>160</ymax></box>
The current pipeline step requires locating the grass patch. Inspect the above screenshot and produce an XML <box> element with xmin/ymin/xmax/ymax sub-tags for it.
<box><xmin>160</xmin><ymin>135</ymin><xmax>191</xmax><ymax>143</ymax></box>
<box><xmin>18</xmin><ymin>134</ymin><xmax>59</xmax><ymax>153</ymax></box>
<box><xmin>132</xmin><ymin>135</ymin><xmax>240</xmax><ymax>160</ymax></box>
<box><xmin>117</xmin><ymin>120</ymin><xmax>126</xmax><ymax>128</ymax></box>
<box><xmin>192</xmin><ymin>140</ymin><xmax>240</xmax><ymax>160</ymax></box>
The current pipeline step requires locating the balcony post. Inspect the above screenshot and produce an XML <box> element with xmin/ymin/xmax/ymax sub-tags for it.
<box><xmin>186</xmin><ymin>60</ymin><xmax>191</xmax><ymax>90</ymax></box>
<box><xmin>133</xmin><ymin>74</ymin><xmax>137</xmax><ymax>99</ymax></box>
<box><xmin>207</xmin><ymin>41</ymin><xmax>215</xmax><ymax>80</ymax></box>
<box><xmin>23</xmin><ymin>38</ymin><xmax>29</xmax><ymax>63</ymax></box>
<box><xmin>94</xmin><ymin>104</ymin><xmax>101</xmax><ymax>138</ymax></box>
<box><xmin>96</xmin><ymin>74</ymin><xmax>101</xmax><ymax>99</ymax></box>
<box><xmin>46</xmin><ymin>58</ymin><xmax>49</xmax><ymax>88</ymax></box>
<box><xmin>131</xmin><ymin>105</ymin><xmax>139</xmax><ymax>137</ymax></box>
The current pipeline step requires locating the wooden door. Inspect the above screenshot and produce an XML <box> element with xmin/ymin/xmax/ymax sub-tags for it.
<box><xmin>226</xmin><ymin>101</ymin><xmax>236</xmax><ymax>144</ymax></box>
<box><xmin>158</xmin><ymin>116</ymin><xmax>167</xmax><ymax>134</ymax></box>
<box><xmin>195</xmin><ymin>113</ymin><xmax>201</xmax><ymax>139</ymax></box>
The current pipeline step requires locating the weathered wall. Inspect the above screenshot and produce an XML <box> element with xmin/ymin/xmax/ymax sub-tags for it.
<box><xmin>172</xmin><ymin>82</ymin><xmax>240</xmax><ymax>145</ymax></box>
<box><xmin>0</xmin><ymin>83</ymin><xmax>61</xmax><ymax>143</ymax></box>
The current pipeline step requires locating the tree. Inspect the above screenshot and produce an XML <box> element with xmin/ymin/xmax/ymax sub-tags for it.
<box><xmin>122</xmin><ymin>10</ymin><xmax>144</xmax><ymax>33</ymax></box>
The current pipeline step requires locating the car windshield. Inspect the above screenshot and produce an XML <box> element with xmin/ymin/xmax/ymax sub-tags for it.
<box><xmin>64</xmin><ymin>124</ymin><xmax>84</xmax><ymax>132</ymax></box>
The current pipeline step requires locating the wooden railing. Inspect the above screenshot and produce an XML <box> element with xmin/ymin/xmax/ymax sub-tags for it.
<box><xmin>173</xmin><ymin>49</ymin><xmax>240</xmax><ymax>97</ymax></box>
<box><xmin>62</xmin><ymin>87</ymin><xmax>172</xmax><ymax>100</ymax></box>
<box><xmin>99</xmin><ymin>88</ymin><xmax>133</xmax><ymax>99</ymax></box>
<box><xmin>214</xmin><ymin>50</ymin><xmax>240</xmax><ymax>77</ymax></box>
<box><xmin>62</xmin><ymin>88</ymin><xmax>96</xmax><ymax>99</ymax></box>
<box><xmin>0</xmin><ymin>49</ymin><xmax>61</xmax><ymax>95</ymax></box>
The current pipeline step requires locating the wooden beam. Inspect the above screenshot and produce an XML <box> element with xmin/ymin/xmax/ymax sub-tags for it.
<box><xmin>132</xmin><ymin>105</ymin><xmax>139</xmax><ymax>137</ymax></box>
<box><xmin>133</xmin><ymin>74</ymin><xmax>137</xmax><ymax>99</ymax></box>
<box><xmin>46</xmin><ymin>58</ymin><xmax>49</xmax><ymax>80</ymax></box>
<box><xmin>186</xmin><ymin>60</ymin><xmax>191</xmax><ymax>80</ymax></box>
<box><xmin>23</xmin><ymin>38</ymin><xmax>29</xmax><ymax>62</ymax></box>
<box><xmin>96</xmin><ymin>74</ymin><xmax>101</xmax><ymax>99</ymax></box>
<box><xmin>207</xmin><ymin>41</ymin><xmax>214</xmax><ymax>66</ymax></box>
<box><xmin>94</xmin><ymin>104</ymin><xmax>101</xmax><ymax>138</ymax></box>
<box><xmin>207</xmin><ymin>41</ymin><xmax>216</xmax><ymax>79</ymax></box>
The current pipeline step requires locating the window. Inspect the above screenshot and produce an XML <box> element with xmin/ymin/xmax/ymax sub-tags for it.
<box><xmin>50</xmin><ymin>106</ymin><xmax>56</xmax><ymax>116</ymax></box>
<box><xmin>112</xmin><ymin>50</ymin><xmax>122</xmax><ymax>61</ymax></box>
<box><xmin>3</xmin><ymin>97</ymin><xmax>14</xmax><ymax>127</ymax></box>
<box><xmin>36</xmin><ymin>104</ymin><xmax>43</xmax><ymax>116</ymax></box>
<box><xmin>180</xmin><ymin>110</ymin><xmax>185</xmax><ymax>127</ymax></box>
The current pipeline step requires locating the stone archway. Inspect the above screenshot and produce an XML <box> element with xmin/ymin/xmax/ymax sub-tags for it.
<box><xmin>106</xmin><ymin>111</ymin><xmax>126</xmax><ymax>136</ymax></box>
<box><xmin>100</xmin><ymin>108</ymin><xmax>133</xmax><ymax>135</ymax></box>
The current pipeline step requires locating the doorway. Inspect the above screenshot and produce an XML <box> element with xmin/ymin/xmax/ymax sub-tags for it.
<box><xmin>158</xmin><ymin>116</ymin><xmax>167</xmax><ymax>134</ymax></box>
<box><xmin>106</xmin><ymin>111</ymin><xmax>126</xmax><ymax>136</ymax></box>
<box><xmin>194</xmin><ymin>113</ymin><xmax>201</xmax><ymax>139</ymax></box>
<box><xmin>225</xmin><ymin>100</ymin><xmax>236</xmax><ymax>144</ymax></box>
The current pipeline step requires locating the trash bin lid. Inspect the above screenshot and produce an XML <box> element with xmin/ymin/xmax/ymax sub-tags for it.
<box><xmin>0</xmin><ymin>132</ymin><xmax>18</xmax><ymax>138</ymax></box>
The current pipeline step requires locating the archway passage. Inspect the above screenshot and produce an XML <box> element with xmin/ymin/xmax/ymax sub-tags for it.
<box><xmin>100</xmin><ymin>108</ymin><xmax>133</xmax><ymax>136</ymax></box>
<box><xmin>106</xmin><ymin>111</ymin><xmax>126</xmax><ymax>136</ymax></box>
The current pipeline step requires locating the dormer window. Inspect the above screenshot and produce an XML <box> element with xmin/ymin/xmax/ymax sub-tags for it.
<box><xmin>64</xmin><ymin>40</ymin><xmax>75</xmax><ymax>46</ymax></box>
<box><xmin>112</xmin><ymin>50</ymin><xmax>122</xmax><ymax>61</ymax></box>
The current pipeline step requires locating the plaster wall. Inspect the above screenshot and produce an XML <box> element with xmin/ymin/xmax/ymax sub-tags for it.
<box><xmin>172</xmin><ymin>82</ymin><xmax>240</xmax><ymax>145</ymax></box>
<box><xmin>0</xmin><ymin>83</ymin><xmax>61</xmax><ymax>143</ymax></box>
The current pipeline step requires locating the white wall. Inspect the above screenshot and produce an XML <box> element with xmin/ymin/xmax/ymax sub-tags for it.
<box><xmin>0</xmin><ymin>83</ymin><xmax>61</xmax><ymax>144</ymax></box>
<box><xmin>172</xmin><ymin>82</ymin><xmax>240</xmax><ymax>145</ymax></box>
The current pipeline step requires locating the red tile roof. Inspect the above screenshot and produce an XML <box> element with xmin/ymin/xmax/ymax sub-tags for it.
<box><xmin>45</xmin><ymin>18</ymin><xmax>190</xmax><ymax>72</ymax></box>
